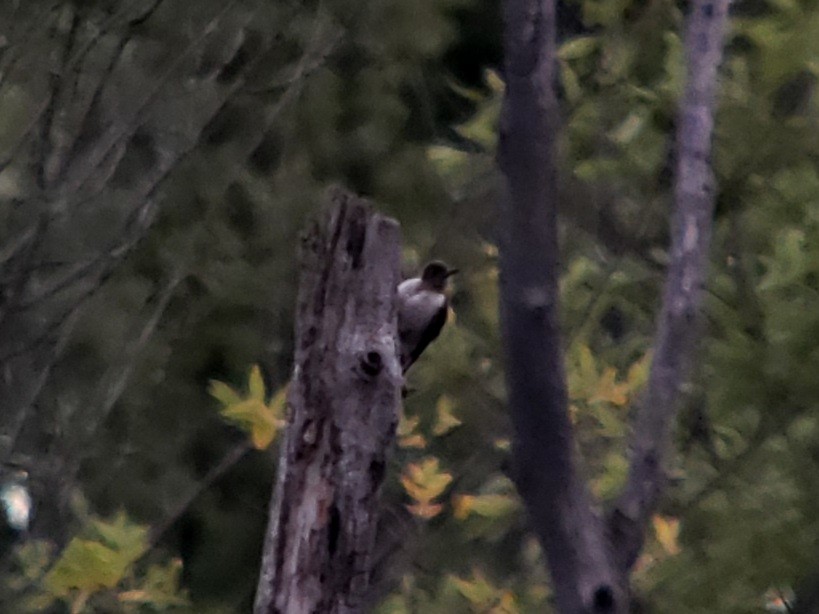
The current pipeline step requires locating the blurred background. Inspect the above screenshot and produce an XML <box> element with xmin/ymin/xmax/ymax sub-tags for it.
<box><xmin>1</xmin><ymin>0</ymin><xmax>819</xmax><ymax>612</ymax></box>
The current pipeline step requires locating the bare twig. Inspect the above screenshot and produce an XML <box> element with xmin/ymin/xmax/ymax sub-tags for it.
<box><xmin>81</xmin><ymin>270</ymin><xmax>184</xmax><ymax>447</ymax></box>
<box><xmin>15</xmin><ymin>199</ymin><xmax>156</xmax><ymax>311</ymax></box>
<box><xmin>2</xmin><ymin>307</ymin><xmax>81</xmax><ymax>463</ymax></box>
<box><xmin>147</xmin><ymin>440</ymin><xmax>252</xmax><ymax>546</ymax></box>
<box><xmin>59</xmin><ymin>0</ymin><xmax>246</xmax><ymax>198</ymax></box>
<box><xmin>36</xmin><ymin>4</ymin><xmax>79</xmax><ymax>190</ymax></box>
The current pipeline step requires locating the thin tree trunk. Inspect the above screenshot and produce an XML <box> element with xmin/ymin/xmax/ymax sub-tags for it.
<box><xmin>254</xmin><ymin>188</ymin><xmax>402</xmax><ymax>614</ymax></box>
<box><xmin>609</xmin><ymin>0</ymin><xmax>731</xmax><ymax>572</ymax></box>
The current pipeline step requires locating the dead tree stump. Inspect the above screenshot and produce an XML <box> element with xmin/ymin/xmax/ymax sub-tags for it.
<box><xmin>254</xmin><ymin>188</ymin><xmax>402</xmax><ymax>614</ymax></box>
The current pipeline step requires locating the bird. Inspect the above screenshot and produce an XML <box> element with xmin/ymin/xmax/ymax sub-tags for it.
<box><xmin>0</xmin><ymin>468</ymin><xmax>31</xmax><ymax>554</ymax></box>
<box><xmin>397</xmin><ymin>260</ymin><xmax>457</xmax><ymax>373</ymax></box>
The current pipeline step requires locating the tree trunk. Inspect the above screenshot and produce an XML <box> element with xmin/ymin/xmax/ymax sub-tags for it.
<box><xmin>497</xmin><ymin>0</ymin><xmax>730</xmax><ymax>610</ymax></box>
<box><xmin>254</xmin><ymin>188</ymin><xmax>402</xmax><ymax>614</ymax></box>
<box><xmin>609</xmin><ymin>0</ymin><xmax>731</xmax><ymax>572</ymax></box>
<box><xmin>496</xmin><ymin>0</ymin><xmax>624</xmax><ymax>611</ymax></box>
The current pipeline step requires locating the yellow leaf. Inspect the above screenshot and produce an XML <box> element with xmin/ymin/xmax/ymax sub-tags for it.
<box><xmin>452</xmin><ymin>494</ymin><xmax>475</xmax><ymax>520</ymax></box>
<box><xmin>495</xmin><ymin>592</ymin><xmax>519</xmax><ymax>614</ymax></box>
<box><xmin>433</xmin><ymin>395</ymin><xmax>462</xmax><ymax>436</ymax></box>
<box><xmin>397</xmin><ymin>414</ymin><xmax>420</xmax><ymax>437</ymax></box>
<box><xmin>213</xmin><ymin>367</ymin><xmax>287</xmax><ymax>449</ymax></box>
<box><xmin>401</xmin><ymin>458</ymin><xmax>453</xmax><ymax>505</ymax></box>
<box><xmin>493</xmin><ymin>438</ymin><xmax>511</xmax><ymax>451</ymax></box>
<box><xmin>481</xmin><ymin>242</ymin><xmax>498</xmax><ymax>258</ymax></box>
<box><xmin>400</xmin><ymin>474</ymin><xmax>444</xmax><ymax>505</ymax></box>
<box><xmin>118</xmin><ymin>590</ymin><xmax>150</xmax><ymax>602</ymax></box>
<box><xmin>406</xmin><ymin>501</ymin><xmax>444</xmax><ymax>519</ymax></box>
<box><xmin>397</xmin><ymin>414</ymin><xmax>426</xmax><ymax>449</ymax></box>
<box><xmin>412</xmin><ymin>459</ymin><xmax>453</xmax><ymax>497</ymax></box>
<box><xmin>458</xmin><ymin>493</ymin><xmax>520</xmax><ymax>519</ymax></box>
<box><xmin>220</xmin><ymin>400</ymin><xmax>276</xmax><ymax>449</ymax></box>
<box><xmin>248</xmin><ymin>365</ymin><xmax>266</xmax><ymax>402</ymax></box>
<box><xmin>590</xmin><ymin>367</ymin><xmax>629</xmax><ymax>406</ymax></box>
<box><xmin>399</xmin><ymin>434</ymin><xmax>427</xmax><ymax>449</ymax></box>
<box><xmin>652</xmin><ymin>515</ymin><xmax>681</xmax><ymax>555</ymax></box>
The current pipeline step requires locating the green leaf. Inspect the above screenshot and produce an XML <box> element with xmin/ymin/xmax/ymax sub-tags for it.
<box><xmin>47</xmin><ymin>539</ymin><xmax>138</xmax><ymax>595</ymax></box>
<box><xmin>591</xmin><ymin>452</ymin><xmax>628</xmax><ymax>500</ymax></box>
<box><xmin>248</xmin><ymin>364</ymin><xmax>266</xmax><ymax>402</ymax></box>
<box><xmin>433</xmin><ymin>395</ymin><xmax>462</xmax><ymax>436</ymax></box>
<box><xmin>118</xmin><ymin>558</ymin><xmax>190</xmax><ymax>608</ymax></box>
<box><xmin>661</xmin><ymin>32</ymin><xmax>685</xmax><ymax>99</ymax></box>
<box><xmin>558</xmin><ymin>36</ymin><xmax>598</xmax><ymax>60</ymax></box>
<box><xmin>560</xmin><ymin>61</ymin><xmax>583</xmax><ymax>104</ymax></box>
<box><xmin>207</xmin><ymin>380</ymin><xmax>242</xmax><ymax>406</ymax></box>
<box><xmin>608</xmin><ymin>110</ymin><xmax>646</xmax><ymax>145</ymax></box>
<box><xmin>452</xmin><ymin>493</ymin><xmax>520</xmax><ymax>520</ymax></box>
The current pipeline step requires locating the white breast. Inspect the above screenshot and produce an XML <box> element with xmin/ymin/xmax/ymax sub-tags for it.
<box><xmin>397</xmin><ymin>279</ymin><xmax>445</xmax><ymax>333</ymax></box>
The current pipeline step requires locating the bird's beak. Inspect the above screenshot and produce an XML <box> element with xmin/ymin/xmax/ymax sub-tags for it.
<box><xmin>445</xmin><ymin>268</ymin><xmax>459</xmax><ymax>278</ymax></box>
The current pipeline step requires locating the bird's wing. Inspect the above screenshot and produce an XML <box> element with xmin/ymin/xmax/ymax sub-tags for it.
<box><xmin>402</xmin><ymin>302</ymin><xmax>448</xmax><ymax>373</ymax></box>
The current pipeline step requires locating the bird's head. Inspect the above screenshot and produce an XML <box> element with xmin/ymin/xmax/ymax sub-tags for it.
<box><xmin>421</xmin><ymin>261</ymin><xmax>458</xmax><ymax>291</ymax></box>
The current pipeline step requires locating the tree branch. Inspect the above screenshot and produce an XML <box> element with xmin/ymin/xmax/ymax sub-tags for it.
<box><xmin>609</xmin><ymin>0</ymin><xmax>731</xmax><ymax>573</ymax></box>
<box><xmin>147</xmin><ymin>440</ymin><xmax>252</xmax><ymax>547</ymax></box>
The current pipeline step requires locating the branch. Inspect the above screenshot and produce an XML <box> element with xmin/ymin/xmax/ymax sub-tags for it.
<box><xmin>1</xmin><ymin>306</ymin><xmax>81</xmax><ymax>463</ymax></box>
<box><xmin>496</xmin><ymin>0</ymin><xmax>623</xmax><ymax>611</ymax></box>
<box><xmin>609</xmin><ymin>0</ymin><xmax>731</xmax><ymax>572</ymax></box>
<box><xmin>0</xmin><ymin>3</ymin><xmax>60</xmax><ymax>93</ymax></box>
<box><xmin>36</xmin><ymin>3</ymin><xmax>79</xmax><ymax>190</ymax></box>
<box><xmin>81</xmin><ymin>270</ymin><xmax>184</xmax><ymax>446</ymax></box>
<box><xmin>57</xmin><ymin>0</ymin><xmax>246</xmax><ymax>198</ymax></box>
<box><xmin>16</xmin><ymin>201</ymin><xmax>153</xmax><ymax>310</ymax></box>
<box><xmin>147</xmin><ymin>440</ymin><xmax>252</xmax><ymax>547</ymax></box>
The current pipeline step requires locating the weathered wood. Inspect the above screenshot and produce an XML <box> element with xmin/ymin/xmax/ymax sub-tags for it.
<box><xmin>254</xmin><ymin>188</ymin><xmax>402</xmax><ymax>614</ymax></box>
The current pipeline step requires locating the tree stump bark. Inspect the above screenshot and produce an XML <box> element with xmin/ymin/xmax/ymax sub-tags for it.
<box><xmin>254</xmin><ymin>188</ymin><xmax>402</xmax><ymax>614</ymax></box>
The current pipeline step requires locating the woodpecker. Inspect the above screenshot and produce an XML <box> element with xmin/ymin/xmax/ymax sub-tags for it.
<box><xmin>397</xmin><ymin>261</ymin><xmax>457</xmax><ymax>373</ymax></box>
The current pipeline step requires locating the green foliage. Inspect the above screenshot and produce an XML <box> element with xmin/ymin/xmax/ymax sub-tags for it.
<box><xmin>45</xmin><ymin>512</ymin><xmax>148</xmax><ymax>595</ymax></box>
<box><xmin>3</xmin><ymin>510</ymin><xmax>188</xmax><ymax>612</ymax></box>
